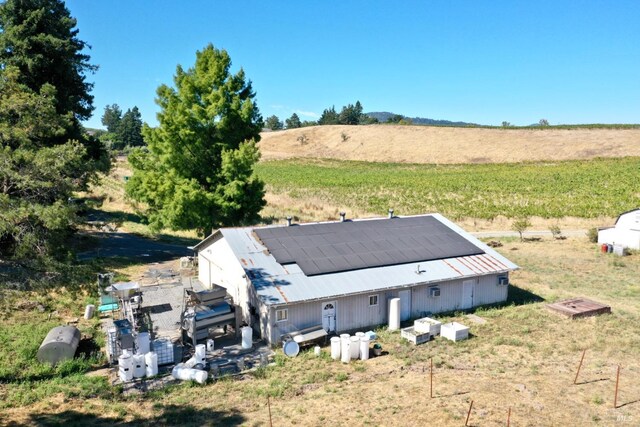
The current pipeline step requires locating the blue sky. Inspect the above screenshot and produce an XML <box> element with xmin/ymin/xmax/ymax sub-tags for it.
<box><xmin>67</xmin><ymin>0</ymin><xmax>640</xmax><ymax>128</ymax></box>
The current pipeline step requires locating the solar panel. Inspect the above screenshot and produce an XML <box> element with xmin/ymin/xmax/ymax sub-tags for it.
<box><xmin>254</xmin><ymin>216</ymin><xmax>484</xmax><ymax>276</ymax></box>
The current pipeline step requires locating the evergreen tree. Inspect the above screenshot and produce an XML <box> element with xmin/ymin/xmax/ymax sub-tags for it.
<box><xmin>285</xmin><ymin>113</ymin><xmax>301</xmax><ymax>129</ymax></box>
<box><xmin>101</xmin><ymin>104</ymin><xmax>122</xmax><ymax>133</ymax></box>
<box><xmin>318</xmin><ymin>106</ymin><xmax>339</xmax><ymax>125</ymax></box>
<box><xmin>126</xmin><ymin>44</ymin><xmax>265</xmax><ymax>234</ymax></box>
<box><xmin>118</xmin><ymin>107</ymin><xmax>143</xmax><ymax>147</ymax></box>
<box><xmin>265</xmin><ymin>115</ymin><xmax>283</xmax><ymax>130</ymax></box>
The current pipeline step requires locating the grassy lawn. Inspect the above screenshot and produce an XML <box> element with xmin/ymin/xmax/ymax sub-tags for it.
<box><xmin>3</xmin><ymin>236</ymin><xmax>639</xmax><ymax>426</ymax></box>
<box><xmin>256</xmin><ymin>157</ymin><xmax>640</xmax><ymax>220</ymax></box>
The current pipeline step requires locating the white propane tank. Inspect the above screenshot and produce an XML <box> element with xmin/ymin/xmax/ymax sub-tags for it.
<box><xmin>241</xmin><ymin>326</ymin><xmax>252</xmax><ymax>349</ymax></box>
<box><xmin>133</xmin><ymin>353</ymin><xmax>146</xmax><ymax>378</ymax></box>
<box><xmin>195</xmin><ymin>344</ymin><xmax>206</xmax><ymax>364</ymax></box>
<box><xmin>118</xmin><ymin>351</ymin><xmax>134</xmax><ymax>382</ymax></box>
<box><xmin>340</xmin><ymin>339</ymin><xmax>351</xmax><ymax>364</ymax></box>
<box><xmin>171</xmin><ymin>363</ymin><xmax>208</xmax><ymax>385</ymax></box>
<box><xmin>350</xmin><ymin>336</ymin><xmax>360</xmax><ymax>360</ymax></box>
<box><xmin>389</xmin><ymin>298</ymin><xmax>401</xmax><ymax>331</ymax></box>
<box><xmin>330</xmin><ymin>337</ymin><xmax>341</xmax><ymax>360</ymax></box>
<box><xmin>84</xmin><ymin>304</ymin><xmax>95</xmax><ymax>320</ymax></box>
<box><xmin>360</xmin><ymin>337</ymin><xmax>370</xmax><ymax>361</ymax></box>
<box><xmin>145</xmin><ymin>352</ymin><xmax>158</xmax><ymax>377</ymax></box>
<box><xmin>136</xmin><ymin>332</ymin><xmax>150</xmax><ymax>354</ymax></box>
<box><xmin>206</xmin><ymin>339</ymin><xmax>215</xmax><ymax>352</ymax></box>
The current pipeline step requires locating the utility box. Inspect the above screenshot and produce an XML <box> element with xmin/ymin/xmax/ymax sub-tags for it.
<box><xmin>440</xmin><ymin>322</ymin><xmax>469</xmax><ymax>342</ymax></box>
<box><xmin>401</xmin><ymin>326</ymin><xmax>430</xmax><ymax>345</ymax></box>
<box><xmin>414</xmin><ymin>317</ymin><xmax>442</xmax><ymax>336</ymax></box>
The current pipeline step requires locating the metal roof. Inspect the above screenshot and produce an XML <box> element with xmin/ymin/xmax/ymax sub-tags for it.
<box><xmin>203</xmin><ymin>214</ymin><xmax>519</xmax><ymax>306</ymax></box>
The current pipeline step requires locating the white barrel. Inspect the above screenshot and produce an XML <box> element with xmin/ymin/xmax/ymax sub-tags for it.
<box><xmin>241</xmin><ymin>326</ymin><xmax>252</xmax><ymax>349</ymax></box>
<box><xmin>136</xmin><ymin>332</ymin><xmax>150</xmax><ymax>355</ymax></box>
<box><xmin>184</xmin><ymin>356</ymin><xmax>197</xmax><ymax>368</ymax></box>
<box><xmin>341</xmin><ymin>340</ymin><xmax>351</xmax><ymax>363</ymax></box>
<box><xmin>118</xmin><ymin>351</ymin><xmax>134</xmax><ymax>382</ymax></box>
<box><xmin>330</xmin><ymin>337</ymin><xmax>341</xmax><ymax>360</ymax></box>
<box><xmin>84</xmin><ymin>304</ymin><xmax>95</xmax><ymax>320</ymax></box>
<box><xmin>355</xmin><ymin>331</ymin><xmax>365</xmax><ymax>338</ymax></box>
<box><xmin>350</xmin><ymin>336</ymin><xmax>360</xmax><ymax>359</ymax></box>
<box><xmin>206</xmin><ymin>339</ymin><xmax>215</xmax><ymax>352</ymax></box>
<box><xmin>360</xmin><ymin>337</ymin><xmax>370</xmax><ymax>361</ymax></box>
<box><xmin>195</xmin><ymin>344</ymin><xmax>206</xmax><ymax>364</ymax></box>
<box><xmin>283</xmin><ymin>340</ymin><xmax>300</xmax><ymax>357</ymax></box>
<box><xmin>314</xmin><ymin>346</ymin><xmax>321</xmax><ymax>356</ymax></box>
<box><xmin>145</xmin><ymin>352</ymin><xmax>158</xmax><ymax>377</ymax></box>
<box><xmin>133</xmin><ymin>353</ymin><xmax>146</xmax><ymax>378</ymax></box>
<box><xmin>172</xmin><ymin>363</ymin><xmax>208</xmax><ymax>385</ymax></box>
<box><xmin>389</xmin><ymin>298</ymin><xmax>401</xmax><ymax>330</ymax></box>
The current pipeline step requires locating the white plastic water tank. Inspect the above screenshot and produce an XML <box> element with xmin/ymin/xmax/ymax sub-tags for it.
<box><xmin>172</xmin><ymin>363</ymin><xmax>208</xmax><ymax>385</ymax></box>
<box><xmin>341</xmin><ymin>339</ymin><xmax>350</xmax><ymax>363</ymax></box>
<box><xmin>389</xmin><ymin>298</ymin><xmax>401</xmax><ymax>330</ymax></box>
<box><xmin>133</xmin><ymin>353</ymin><xmax>146</xmax><ymax>378</ymax></box>
<box><xmin>136</xmin><ymin>332</ymin><xmax>150</xmax><ymax>354</ymax></box>
<box><xmin>350</xmin><ymin>336</ymin><xmax>360</xmax><ymax>359</ymax></box>
<box><xmin>145</xmin><ymin>351</ymin><xmax>158</xmax><ymax>377</ymax></box>
<box><xmin>118</xmin><ymin>351</ymin><xmax>134</xmax><ymax>382</ymax></box>
<box><xmin>283</xmin><ymin>340</ymin><xmax>300</xmax><ymax>357</ymax></box>
<box><xmin>355</xmin><ymin>331</ymin><xmax>365</xmax><ymax>338</ymax></box>
<box><xmin>360</xmin><ymin>337</ymin><xmax>370</xmax><ymax>361</ymax></box>
<box><xmin>330</xmin><ymin>337</ymin><xmax>341</xmax><ymax>360</ymax></box>
<box><xmin>241</xmin><ymin>326</ymin><xmax>252</xmax><ymax>349</ymax></box>
<box><xmin>84</xmin><ymin>304</ymin><xmax>95</xmax><ymax>320</ymax></box>
<box><xmin>314</xmin><ymin>346</ymin><xmax>321</xmax><ymax>356</ymax></box>
<box><xmin>195</xmin><ymin>344</ymin><xmax>206</xmax><ymax>364</ymax></box>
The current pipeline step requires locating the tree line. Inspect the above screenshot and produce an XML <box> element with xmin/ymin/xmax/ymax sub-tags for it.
<box><xmin>264</xmin><ymin>100</ymin><xmax>379</xmax><ymax>130</ymax></box>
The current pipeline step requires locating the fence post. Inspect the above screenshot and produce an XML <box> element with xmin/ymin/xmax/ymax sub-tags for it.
<box><xmin>465</xmin><ymin>400</ymin><xmax>474</xmax><ymax>426</ymax></box>
<box><xmin>574</xmin><ymin>349</ymin><xmax>586</xmax><ymax>384</ymax></box>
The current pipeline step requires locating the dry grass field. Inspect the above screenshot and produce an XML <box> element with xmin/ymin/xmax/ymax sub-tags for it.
<box><xmin>259</xmin><ymin>125</ymin><xmax>640</xmax><ymax>164</ymax></box>
<box><xmin>4</xmin><ymin>236</ymin><xmax>639</xmax><ymax>426</ymax></box>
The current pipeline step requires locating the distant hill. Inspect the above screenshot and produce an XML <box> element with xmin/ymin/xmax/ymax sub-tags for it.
<box><xmin>366</xmin><ymin>111</ymin><xmax>479</xmax><ymax>127</ymax></box>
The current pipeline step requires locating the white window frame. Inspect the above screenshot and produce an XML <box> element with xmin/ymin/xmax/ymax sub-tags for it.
<box><xmin>369</xmin><ymin>294</ymin><xmax>379</xmax><ymax>307</ymax></box>
<box><xmin>275</xmin><ymin>308</ymin><xmax>288</xmax><ymax>322</ymax></box>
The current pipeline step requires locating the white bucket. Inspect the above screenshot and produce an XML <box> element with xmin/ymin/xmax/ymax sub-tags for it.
<box><xmin>145</xmin><ymin>351</ymin><xmax>158</xmax><ymax>377</ymax></box>
<box><xmin>241</xmin><ymin>326</ymin><xmax>252</xmax><ymax>349</ymax></box>
<box><xmin>330</xmin><ymin>337</ymin><xmax>341</xmax><ymax>360</ymax></box>
<box><xmin>118</xmin><ymin>352</ymin><xmax>133</xmax><ymax>382</ymax></box>
<box><xmin>206</xmin><ymin>339</ymin><xmax>215</xmax><ymax>352</ymax></box>
<box><xmin>133</xmin><ymin>353</ymin><xmax>146</xmax><ymax>378</ymax></box>
<box><xmin>350</xmin><ymin>336</ymin><xmax>360</xmax><ymax>360</ymax></box>
<box><xmin>314</xmin><ymin>346</ymin><xmax>321</xmax><ymax>357</ymax></box>
<box><xmin>360</xmin><ymin>337</ymin><xmax>370</xmax><ymax>361</ymax></box>
<box><xmin>172</xmin><ymin>363</ymin><xmax>208</xmax><ymax>385</ymax></box>
<box><xmin>136</xmin><ymin>332</ymin><xmax>150</xmax><ymax>355</ymax></box>
<box><xmin>195</xmin><ymin>344</ymin><xmax>206</xmax><ymax>364</ymax></box>
<box><xmin>84</xmin><ymin>304</ymin><xmax>95</xmax><ymax>320</ymax></box>
<box><xmin>341</xmin><ymin>340</ymin><xmax>350</xmax><ymax>364</ymax></box>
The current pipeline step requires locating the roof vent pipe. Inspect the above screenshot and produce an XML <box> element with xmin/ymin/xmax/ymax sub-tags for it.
<box><xmin>388</xmin><ymin>208</ymin><xmax>394</xmax><ymax>219</ymax></box>
<box><xmin>286</xmin><ymin>216</ymin><xmax>292</xmax><ymax>226</ymax></box>
<box><xmin>339</xmin><ymin>212</ymin><xmax>346</xmax><ymax>222</ymax></box>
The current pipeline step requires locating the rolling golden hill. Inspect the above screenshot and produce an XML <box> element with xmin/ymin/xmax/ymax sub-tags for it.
<box><xmin>259</xmin><ymin>125</ymin><xmax>640</xmax><ymax>164</ymax></box>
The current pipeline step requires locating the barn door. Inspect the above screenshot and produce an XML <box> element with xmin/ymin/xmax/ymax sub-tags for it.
<box><xmin>461</xmin><ymin>279</ymin><xmax>475</xmax><ymax>309</ymax></box>
<box><xmin>322</xmin><ymin>301</ymin><xmax>336</xmax><ymax>332</ymax></box>
<box><xmin>398</xmin><ymin>290</ymin><xmax>411</xmax><ymax>321</ymax></box>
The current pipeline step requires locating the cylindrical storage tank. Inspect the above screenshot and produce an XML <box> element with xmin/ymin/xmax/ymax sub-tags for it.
<box><xmin>330</xmin><ymin>337</ymin><xmax>341</xmax><ymax>360</ymax></box>
<box><xmin>133</xmin><ymin>353</ymin><xmax>146</xmax><ymax>378</ymax></box>
<box><xmin>118</xmin><ymin>351</ymin><xmax>134</xmax><ymax>382</ymax></box>
<box><xmin>195</xmin><ymin>344</ymin><xmax>206</xmax><ymax>364</ymax></box>
<box><xmin>283</xmin><ymin>340</ymin><xmax>300</xmax><ymax>357</ymax></box>
<box><xmin>340</xmin><ymin>334</ymin><xmax>350</xmax><ymax>362</ymax></box>
<box><xmin>314</xmin><ymin>346</ymin><xmax>321</xmax><ymax>357</ymax></box>
<box><xmin>145</xmin><ymin>352</ymin><xmax>158</xmax><ymax>377</ymax></box>
<box><xmin>355</xmin><ymin>332</ymin><xmax>365</xmax><ymax>338</ymax></box>
<box><xmin>340</xmin><ymin>340</ymin><xmax>351</xmax><ymax>364</ymax></box>
<box><xmin>360</xmin><ymin>337</ymin><xmax>370</xmax><ymax>361</ymax></box>
<box><xmin>241</xmin><ymin>326</ymin><xmax>252</xmax><ymax>349</ymax></box>
<box><xmin>607</xmin><ymin>244</ymin><xmax>613</xmax><ymax>253</ymax></box>
<box><xmin>206</xmin><ymin>339</ymin><xmax>215</xmax><ymax>352</ymax></box>
<box><xmin>136</xmin><ymin>332</ymin><xmax>150</xmax><ymax>355</ymax></box>
<box><xmin>37</xmin><ymin>325</ymin><xmax>81</xmax><ymax>365</ymax></box>
<box><xmin>601</xmin><ymin>243</ymin><xmax>608</xmax><ymax>253</ymax></box>
<box><xmin>172</xmin><ymin>363</ymin><xmax>208</xmax><ymax>385</ymax></box>
<box><xmin>84</xmin><ymin>304</ymin><xmax>95</xmax><ymax>320</ymax></box>
<box><xmin>350</xmin><ymin>336</ymin><xmax>360</xmax><ymax>359</ymax></box>
<box><xmin>389</xmin><ymin>298</ymin><xmax>401</xmax><ymax>331</ymax></box>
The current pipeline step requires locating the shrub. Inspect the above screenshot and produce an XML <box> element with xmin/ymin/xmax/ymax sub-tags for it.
<box><xmin>586</xmin><ymin>227</ymin><xmax>598</xmax><ymax>243</ymax></box>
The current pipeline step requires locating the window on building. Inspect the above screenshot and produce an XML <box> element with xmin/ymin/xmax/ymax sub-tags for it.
<box><xmin>276</xmin><ymin>309</ymin><xmax>288</xmax><ymax>322</ymax></box>
<box><xmin>369</xmin><ymin>295</ymin><xmax>379</xmax><ymax>306</ymax></box>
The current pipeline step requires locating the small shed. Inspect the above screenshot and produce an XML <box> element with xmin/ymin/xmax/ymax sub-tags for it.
<box><xmin>598</xmin><ymin>209</ymin><xmax>640</xmax><ymax>250</ymax></box>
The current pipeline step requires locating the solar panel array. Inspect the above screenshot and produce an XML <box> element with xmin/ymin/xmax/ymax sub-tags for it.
<box><xmin>254</xmin><ymin>216</ymin><xmax>484</xmax><ymax>276</ymax></box>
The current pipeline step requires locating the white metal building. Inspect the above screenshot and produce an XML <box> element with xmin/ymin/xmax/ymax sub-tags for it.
<box><xmin>598</xmin><ymin>209</ymin><xmax>640</xmax><ymax>250</ymax></box>
<box><xmin>194</xmin><ymin>213</ymin><xmax>518</xmax><ymax>345</ymax></box>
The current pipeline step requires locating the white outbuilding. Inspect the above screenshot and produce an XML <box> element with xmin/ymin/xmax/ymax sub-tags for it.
<box><xmin>598</xmin><ymin>209</ymin><xmax>640</xmax><ymax>250</ymax></box>
<box><xmin>194</xmin><ymin>213</ymin><xmax>518</xmax><ymax>345</ymax></box>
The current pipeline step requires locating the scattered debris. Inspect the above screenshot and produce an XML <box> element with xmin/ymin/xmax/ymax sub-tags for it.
<box><xmin>487</xmin><ymin>240</ymin><xmax>503</xmax><ymax>248</ymax></box>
